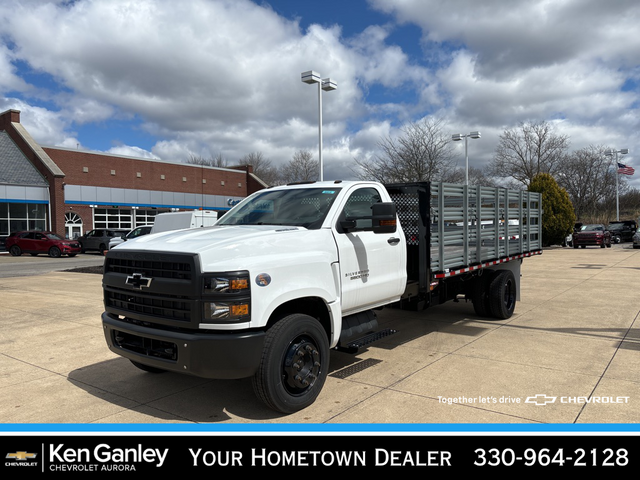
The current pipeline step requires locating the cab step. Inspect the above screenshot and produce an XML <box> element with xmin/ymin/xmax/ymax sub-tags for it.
<box><xmin>337</xmin><ymin>328</ymin><xmax>397</xmax><ymax>354</ymax></box>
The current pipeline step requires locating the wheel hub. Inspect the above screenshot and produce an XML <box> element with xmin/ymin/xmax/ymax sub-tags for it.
<box><xmin>282</xmin><ymin>336</ymin><xmax>321</xmax><ymax>393</ymax></box>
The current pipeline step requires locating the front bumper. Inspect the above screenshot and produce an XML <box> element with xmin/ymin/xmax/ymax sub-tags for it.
<box><xmin>573</xmin><ymin>235</ymin><xmax>606</xmax><ymax>246</ymax></box>
<box><xmin>102</xmin><ymin>312</ymin><xmax>265</xmax><ymax>379</ymax></box>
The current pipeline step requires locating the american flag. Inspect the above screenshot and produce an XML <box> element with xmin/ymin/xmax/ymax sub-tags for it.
<box><xmin>618</xmin><ymin>162</ymin><xmax>635</xmax><ymax>175</ymax></box>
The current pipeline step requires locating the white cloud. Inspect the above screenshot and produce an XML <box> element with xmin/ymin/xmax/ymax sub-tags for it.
<box><xmin>0</xmin><ymin>0</ymin><xmax>638</xmax><ymax>186</ymax></box>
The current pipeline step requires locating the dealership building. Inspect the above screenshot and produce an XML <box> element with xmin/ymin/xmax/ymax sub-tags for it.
<box><xmin>0</xmin><ymin>109</ymin><xmax>266</xmax><ymax>241</ymax></box>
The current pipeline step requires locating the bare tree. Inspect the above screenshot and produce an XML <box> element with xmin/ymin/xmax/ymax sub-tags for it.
<box><xmin>557</xmin><ymin>145</ymin><xmax>628</xmax><ymax>222</ymax></box>
<box><xmin>278</xmin><ymin>149</ymin><xmax>319</xmax><ymax>184</ymax></box>
<box><xmin>441</xmin><ymin>165</ymin><xmax>498</xmax><ymax>187</ymax></box>
<box><xmin>353</xmin><ymin>118</ymin><xmax>457</xmax><ymax>183</ymax></box>
<box><xmin>237</xmin><ymin>152</ymin><xmax>279</xmax><ymax>185</ymax></box>
<box><xmin>489</xmin><ymin>120</ymin><xmax>569</xmax><ymax>187</ymax></box>
<box><xmin>186</xmin><ymin>152</ymin><xmax>228</xmax><ymax>168</ymax></box>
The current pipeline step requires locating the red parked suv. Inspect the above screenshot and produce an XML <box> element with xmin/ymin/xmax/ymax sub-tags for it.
<box><xmin>572</xmin><ymin>224</ymin><xmax>612</xmax><ymax>249</ymax></box>
<box><xmin>6</xmin><ymin>231</ymin><xmax>82</xmax><ymax>257</ymax></box>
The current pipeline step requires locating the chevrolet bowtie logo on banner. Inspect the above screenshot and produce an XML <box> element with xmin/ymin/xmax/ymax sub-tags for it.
<box><xmin>525</xmin><ymin>394</ymin><xmax>557</xmax><ymax>406</ymax></box>
<box><xmin>125</xmin><ymin>273</ymin><xmax>152</xmax><ymax>290</ymax></box>
<box><xmin>6</xmin><ymin>451</ymin><xmax>37</xmax><ymax>460</ymax></box>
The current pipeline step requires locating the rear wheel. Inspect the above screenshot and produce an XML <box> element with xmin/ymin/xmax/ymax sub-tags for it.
<box><xmin>253</xmin><ymin>314</ymin><xmax>329</xmax><ymax>414</ymax></box>
<box><xmin>489</xmin><ymin>270</ymin><xmax>516</xmax><ymax>319</ymax></box>
<box><xmin>9</xmin><ymin>245</ymin><xmax>21</xmax><ymax>256</ymax></box>
<box><xmin>471</xmin><ymin>271</ymin><xmax>495</xmax><ymax>317</ymax></box>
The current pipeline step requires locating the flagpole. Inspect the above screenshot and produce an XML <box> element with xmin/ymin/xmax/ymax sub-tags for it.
<box><xmin>605</xmin><ymin>148</ymin><xmax>629</xmax><ymax>222</ymax></box>
<box><xmin>616</xmin><ymin>151</ymin><xmax>620</xmax><ymax>221</ymax></box>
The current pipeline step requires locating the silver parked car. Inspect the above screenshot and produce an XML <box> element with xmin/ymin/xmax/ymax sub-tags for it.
<box><xmin>109</xmin><ymin>225</ymin><xmax>153</xmax><ymax>249</ymax></box>
<box><xmin>633</xmin><ymin>231</ymin><xmax>640</xmax><ymax>249</ymax></box>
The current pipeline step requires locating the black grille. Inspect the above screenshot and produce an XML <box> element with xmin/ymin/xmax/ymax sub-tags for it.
<box><xmin>113</xmin><ymin>330</ymin><xmax>177</xmax><ymax>361</ymax></box>
<box><xmin>106</xmin><ymin>256</ymin><xmax>192</xmax><ymax>280</ymax></box>
<box><xmin>106</xmin><ymin>289</ymin><xmax>191</xmax><ymax>322</ymax></box>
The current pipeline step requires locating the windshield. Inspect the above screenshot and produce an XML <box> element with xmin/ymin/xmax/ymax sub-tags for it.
<box><xmin>581</xmin><ymin>224</ymin><xmax>604</xmax><ymax>231</ymax></box>
<box><xmin>217</xmin><ymin>187</ymin><xmax>342</xmax><ymax>229</ymax></box>
<box><xmin>607</xmin><ymin>224</ymin><xmax>623</xmax><ymax>231</ymax></box>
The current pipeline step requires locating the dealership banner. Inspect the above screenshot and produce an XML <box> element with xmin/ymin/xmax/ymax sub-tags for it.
<box><xmin>1</xmin><ymin>434</ymin><xmax>637</xmax><ymax>474</ymax></box>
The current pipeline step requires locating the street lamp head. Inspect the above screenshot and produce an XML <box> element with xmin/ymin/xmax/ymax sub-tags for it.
<box><xmin>469</xmin><ymin>131</ymin><xmax>481</xmax><ymax>139</ymax></box>
<box><xmin>452</xmin><ymin>134</ymin><xmax>463</xmax><ymax>141</ymax></box>
<box><xmin>604</xmin><ymin>149</ymin><xmax>613</xmax><ymax>156</ymax></box>
<box><xmin>321</xmin><ymin>78</ymin><xmax>337</xmax><ymax>91</ymax></box>
<box><xmin>620</xmin><ymin>148</ymin><xmax>629</xmax><ymax>155</ymax></box>
<box><xmin>301</xmin><ymin>70</ymin><xmax>321</xmax><ymax>84</ymax></box>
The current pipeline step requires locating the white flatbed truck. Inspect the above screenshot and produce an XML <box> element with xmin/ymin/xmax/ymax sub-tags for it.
<box><xmin>101</xmin><ymin>180</ymin><xmax>542</xmax><ymax>413</ymax></box>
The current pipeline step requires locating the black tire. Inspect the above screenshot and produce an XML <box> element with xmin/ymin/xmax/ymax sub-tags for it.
<box><xmin>573</xmin><ymin>243</ymin><xmax>578</xmax><ymax>249</ymax></box>
<box><xmin>252</xmin><ymin>314</ymin><xmax>329</xmax><ymax>414</ymax></box>
<box><xmin>9</xmin><ymin>245</ymin><xmax>21</xmax><ymax>256</ymax></box>
<box><xmin>581</xmin><ymin>245</ymin><xmax>586</xmax><ymax>248</ymax></box>
<box><xmin>471</xmin><ymin>271</ymin><xmax>495</xmax><ymax>317</ymax></box>
<box><xmin>600</xmin><ymin>242</ymin><xmax>605</xmax><ymax>248</ymax></box>
<box><xmin>49</xmin><ymin>246</ymin><xmax>61</xmax><ymax>257</ymax></box>
<box><xmin>130</xmin><ymin>360</ymin><xmax>166</xmax><ymax>374</ymax></box>
<box><xmin>80</xmin><ymin>243</ymin><xmax>85</xmax><ymax>253</ymax></box>
<box><xmin>489</xmin><ymin>270</ymin><xmax>517</xmax><ymax>320</ymax></box>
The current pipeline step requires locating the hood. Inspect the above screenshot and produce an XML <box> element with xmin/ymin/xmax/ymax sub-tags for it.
<box><xmin>114</xmin><ymin>224</ymin><xmax>338</xmax><ymax>271</ymax></box>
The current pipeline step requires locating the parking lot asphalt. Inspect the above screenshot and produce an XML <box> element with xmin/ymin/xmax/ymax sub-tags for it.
<box><xmin>0</xmin><ymin>245</ymin><xmax>639</xmax><ymax>428</ymax></box>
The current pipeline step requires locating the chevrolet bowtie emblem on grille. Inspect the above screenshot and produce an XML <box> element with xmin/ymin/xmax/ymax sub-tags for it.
<box><xmin>126</xmin><ymin>273</ymin><xmax>152</xmax><ymax>289</ymax></box>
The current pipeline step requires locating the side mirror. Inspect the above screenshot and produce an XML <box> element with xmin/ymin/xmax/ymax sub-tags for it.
<box><xmin>372</xmin><ymin>202</ymin><xmax>397</xmax><ymax>234</ymax></box>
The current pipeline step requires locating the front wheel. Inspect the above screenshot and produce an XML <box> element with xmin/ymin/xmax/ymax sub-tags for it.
<box><xmin>253</xmin><ymin>314</ymin><xmax>329</xmax><ymax>414</ymax></box>
<box><xmin>49</xmin><ymin>246</ymin><xmax>61</xmax><ymax>257</ymax></box>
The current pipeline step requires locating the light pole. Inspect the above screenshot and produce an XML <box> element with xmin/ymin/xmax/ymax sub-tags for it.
<box><xmin>604</xmin><ymin>148</ymin><xmax>629</xmax><ymax>221</ymax></box>
<box><xmin>452</xmin><ymin>131</ymin><xmax>481</xmax><ymax>185</ymax></box>
<box><xmin>301</xmin><ymin>71</ymin><xmax>337</xmax><ymax>181</ymax></box>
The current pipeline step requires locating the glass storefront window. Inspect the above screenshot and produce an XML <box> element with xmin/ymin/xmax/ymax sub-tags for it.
<box><xmin>0</xmin><ymin>202</ymin><xmax>48</xmax><ymax>236</ymax></box>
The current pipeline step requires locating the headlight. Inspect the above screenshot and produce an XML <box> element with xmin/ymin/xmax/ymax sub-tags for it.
<box><xmin>202</xmin><ymin>271</ymin><xmax>250</xmax><ymax>323</ymax></box>
<box><xmin>204</xmin><ymin>301</ymin><xmax>250</xmax><ymax>322</ymax></box>
<box><xmin>204</xmin><ymin>273</ymin><xmax>250</xmax><ymax>294</ymax></box>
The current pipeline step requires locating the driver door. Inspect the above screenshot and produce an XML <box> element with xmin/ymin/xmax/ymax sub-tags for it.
<box><xmin>332</xmin><ymin>186</ymin><xmax>407</xmax><ymax>314</ymax></box>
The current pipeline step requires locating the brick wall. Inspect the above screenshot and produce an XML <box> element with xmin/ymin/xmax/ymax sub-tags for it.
<box><xmin>44</xmin><ymin>147</ymin><xmax>252</xmax><ymax>197</ymax></box>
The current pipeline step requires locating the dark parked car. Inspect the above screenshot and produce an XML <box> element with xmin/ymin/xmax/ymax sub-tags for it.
<box><xmin>78</xmin><ymin>228</ymin><xmax>129</xmax><ymax>253</ymax></box>
<box><xmin>5</xmin><ymin>231</ymin><xmax>81</xmax><ymax>257</ymax></box>
<box><xmin>572</xmin><ymin>224</ymin><xmax>612</xmax><ymax>249</ymax></box>
<box><xmin>607</xmin><ymin>220</ymin><xmax>638</xmax><ymax>243</ymax></box>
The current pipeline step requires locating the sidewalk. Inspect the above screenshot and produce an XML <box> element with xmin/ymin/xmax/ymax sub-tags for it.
<box><xmin>0</xmin><ymin>245</ymin><xmax>638</xmax><ymax>427</ymax></box>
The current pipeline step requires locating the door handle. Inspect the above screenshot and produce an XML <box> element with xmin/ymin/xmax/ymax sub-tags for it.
<box><xmin>388</xmin><ymin>237</ymin><xmax>401</xmax><ymax>245</ymax></box>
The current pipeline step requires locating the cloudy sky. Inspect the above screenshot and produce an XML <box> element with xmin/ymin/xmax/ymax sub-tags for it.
<box><xmin>1</xmin><ymin>0</ymin><xmax>639</xmax><ymax>186</ymax></box>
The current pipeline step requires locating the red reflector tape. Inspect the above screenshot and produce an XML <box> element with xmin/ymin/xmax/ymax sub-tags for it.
<box><xmin>433</xmin><ymin>250</ymin><xmax>542</xmax><ymax>279</ymax></box>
